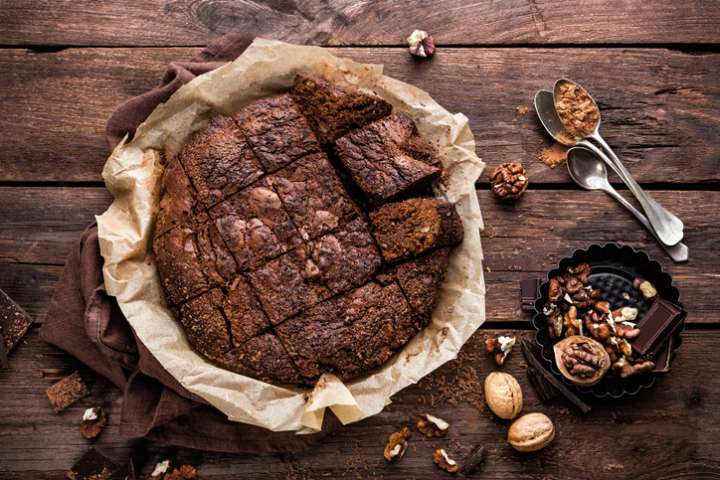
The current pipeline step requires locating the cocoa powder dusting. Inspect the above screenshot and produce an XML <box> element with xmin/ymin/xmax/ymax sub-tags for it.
<box><xmin>554</xmin><ymin>80</ymin><xmax>600</xmax><ymax>139</ymax></box>
<box><xmin>537</xmin><ymin>142</ymin><xmax>569</xmax><ymax>168</ymax></box>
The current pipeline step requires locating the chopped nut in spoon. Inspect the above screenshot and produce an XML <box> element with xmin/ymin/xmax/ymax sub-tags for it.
<box><xmin>554</xmin><ymin>80</ymin><xmax>600</xmax><ymax>139</ymax></box>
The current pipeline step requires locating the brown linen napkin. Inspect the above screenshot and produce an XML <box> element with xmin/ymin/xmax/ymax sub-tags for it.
<box><xmin>40</xmin><ymin>34</ymin><xmax>337</xmax><ymax>453</ymax></box>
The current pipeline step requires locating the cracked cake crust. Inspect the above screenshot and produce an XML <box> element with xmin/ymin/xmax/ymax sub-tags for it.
<box><xmin>152</xmin><ymin>75</ymin><xmax>463</xmax><ymax>385</ymax></box>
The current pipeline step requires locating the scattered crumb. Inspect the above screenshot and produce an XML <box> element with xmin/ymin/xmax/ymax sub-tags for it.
<box><xmin>537</xmin><ymin>142</ymin><xmax>568</xmax><ymax>168</ymax></box>
<box><xmin>515</xmin><ymin>105</ymin><xmax>528</xmax><ymax>115</ymax></box>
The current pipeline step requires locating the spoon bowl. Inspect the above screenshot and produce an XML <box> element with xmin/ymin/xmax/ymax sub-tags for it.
<box><xmin>566</xmin><ymin>146</ymin><xmax>688</xmax><ymax>263</ymax></box>
<box><xmin>533</xmin><ymin>90</ymin><xmax>576</xmax><ymax>147</ymax></box>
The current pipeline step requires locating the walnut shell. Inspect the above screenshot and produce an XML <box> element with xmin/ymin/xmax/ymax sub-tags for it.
<box><xmin>484</xmin><ymin>372</ymin><xmax>523</xmax><ymax>420</ymax></box>
<box><xmin>553</xmin><ymin>335</ymin><xmax>610</xmax><ymax>386</ymax></box>
<box><xmin>508</xmin><ymin>413</ymin><xmax>555</xmax><ymax>452</ymax></box>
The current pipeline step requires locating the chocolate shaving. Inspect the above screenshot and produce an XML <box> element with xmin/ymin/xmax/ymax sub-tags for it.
<box><xmin>459</xmin><ymin>445</ymin><xmax>486</xmax><ymax>475</ymax></box>
<box><xmin>520</xmin><ymin>337</ymin><xmax>591</xmax><ymax>414</ymax></box>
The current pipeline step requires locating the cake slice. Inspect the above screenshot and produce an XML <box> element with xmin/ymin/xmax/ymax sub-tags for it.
<box><xmin>266</xmin><ymin>153</ymin><xmax>360</xmax><ymax>241</ymax></box>
<box><xmin>377</xmin><ymin>248</ymin><xmax>450</xmax><ymax>322</ymax></box>
<box><xmin>275</xmin><ymin>282</ymin><xmax>419</xmax><ymax>382</ymax></box>
<box><xmin>209</xmin><ymin>183</ymin><xmax>301</xmax><ymax>271</ymax></box>
<box><xmin>335</xmin><ymin>113</ymin><xmax>441</xmax><ymax>202</ymax></box>
<box><xmin>234</xmin><ymin>94</ymin><xmax>321</xmax><ymax>172</ymax></box>
<box><xmin>291</xmin><ymin>74</ymin><xmax>392</xmax><ymax>144</ymax></box>
<box><xmin>177</xmin><ymin>289</ymin><xmax>233</xmax><ymax>359</ymax></box>
<box><xmin>153</xmin><ymin>226</ymin><xmax>210</xmax><ymax>305</ymax></box>
<box><xmin>178</xmin><ymin>115</ymin><xmax>264</xmax><ymax>208</ymax></box>
<box><xmin>305</xmin><ymin>217</ymin><xmax>381</xmax><ymax>294</ymax></box>
<box><xmin>217</xmin><ymin>333</ymin><xmax>303</xmax><ymax>385</ymax></box>
<box><xmin>369</xmin><ymin>198</ymin><xmax>463</xmax><ymax>263</ymax></box>
<box><xmin>246</xmin><ymin>247</ymin><xmax>333</xmax><ymax>325</ymax></box>
<box><xmin>155</xmin><ymin>156</ymin><xmax>204</xmax><ymax>238</ymax></box>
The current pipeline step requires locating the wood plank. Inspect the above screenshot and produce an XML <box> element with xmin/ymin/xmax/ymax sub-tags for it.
<box><xmin>1</xmin><ymin>1</ymin><xmax>720</xmax><ymax>47</ymax></box>
<box><xmin>0</xmin><ymin>188</ymin><xmax>717</xmax><ymax>324</ymax></box>
<box><xmin>1</xmin><ymin>47</ymin><xmax>719</xmax><ymax>183</ymax></box>
<box><xmin>0</xmin><ymin>329</ymin><xmax>718</xmax><ymax>478</ymax></box>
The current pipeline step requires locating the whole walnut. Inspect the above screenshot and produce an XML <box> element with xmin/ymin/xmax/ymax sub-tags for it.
<box><xmin>489</xmin><ymin>162</ymin><xmax>529</xmax><ymax>200</ymax></box>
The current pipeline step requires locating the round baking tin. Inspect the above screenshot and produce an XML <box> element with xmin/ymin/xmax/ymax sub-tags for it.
<box><xmin>532</xmin><ymin>243</ymin><xmax>683</xmax><ymax>399</ymax></box>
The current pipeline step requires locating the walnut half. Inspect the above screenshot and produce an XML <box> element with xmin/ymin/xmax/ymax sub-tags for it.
<box><xmin>433</xmin><ymin>448</ymin><xmax>459</xmax><ymax>473</ymax></box>
<box><xmin>416</xmin><ymin>413</ymin><xmax>449</xmax><ymax>437</ymax></box>
<box><xmin>383</xmin><ymin>426</ymin><xmax>411</xmax><ymax>462</ymax></box>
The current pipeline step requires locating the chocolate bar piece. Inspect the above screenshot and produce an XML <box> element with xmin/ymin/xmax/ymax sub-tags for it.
<box><xmin>0</xmin><ymin>288</ymin><xmax>33</xmax><ymax>361</ymax></box>
<box><xmin>631</xmin><ymin>298</ymin><xmax>686</xmax><ymax>358</ymax></box>
<box><xmin>47</xmin><ymin>371</ymin><xmax>90</xmax><ymax>413</ymax></box>
<box><xmin>652</xmin><ymin>338</ymin><xmax>673</xmax><ymax>374</ymax></box>
<box><xmin>65</xmin><ymin>448</ymin><xmax>131</xmax><ymax>480</ymax></box>
<box><xmin>520</xmin><ymin>337</ymin><xmax>591</xmax><ymax>414</ymax></box>
<box><xmin>520</xmin><ymin>278</ymin><xmax>541</xmax><ymax>312</ymax></box>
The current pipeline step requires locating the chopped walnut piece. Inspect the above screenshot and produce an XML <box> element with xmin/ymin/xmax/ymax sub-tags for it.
<box><xmin>407</xmin><ymin>30</ymin><xmax>436</xmax><ymax>58</ymax></box>
<box><xmin>416</xmin><ymin>413</ymin><xmax>449</xmax><ymax>437</ymax></box>
<box><xmin>633</xmin><ymin>277</ymin><xmax>658</xmax><ymax>300</ymax></box>
<box><xmin>433</xmin><ymin>448</ymin><xmax>459</xmax><ymax>473</ymax></box>
<box><xmin>484</xmin><ymin>335</ymin><xmax>516</xmax><ymax>365</ymax></box>
<box><xmin>79</xmin><ymin>407</ymin><xmax>108</xmax><ymax>440</ymax></box>
<box><xmin>383</xmin><ymin>426</ymin><xmax>411</xmax><ymax>462</ymax></box>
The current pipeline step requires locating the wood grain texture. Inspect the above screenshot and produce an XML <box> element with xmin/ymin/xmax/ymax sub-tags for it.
<box><xmin>2</xmin><ymin>0</ymin><xmax>720</xmax><ymax>47</ymax></box>
<box><xmin>0</xmin><ymin>187</ymin><xmax>717</xmax><ymax>324</ymax></box>
<box><xmin>2</xmin><ymin>47</ymin><xmax>719</xmax><ymax>184</ymax></box>
<box><xmin>0</xmin><ymin>329</ymin><xmax>718</xmax><ymax>478</ymax></box>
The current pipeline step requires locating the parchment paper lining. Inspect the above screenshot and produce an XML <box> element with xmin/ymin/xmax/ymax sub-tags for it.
<box><xmin>97</xmin><ymin>38</ymin><xmax>486</xmax><ymax>433</ymax></box>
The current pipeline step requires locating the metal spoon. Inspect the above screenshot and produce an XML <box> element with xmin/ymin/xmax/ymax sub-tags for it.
<box><xmin>567</xmin><ymin>146</ymin><xmax>688</xmax><ymax>263</ymax></box>
<box><xmin>552</xmin><ymin>80</ymin><xmax>684</xmax><ymax>247</ymax></box>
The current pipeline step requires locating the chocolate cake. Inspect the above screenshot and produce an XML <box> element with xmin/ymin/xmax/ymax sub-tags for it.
<box><xmin>152</xmin><ymin>74</ymin><xmax>464</xmax><ymax>386</ymax></box>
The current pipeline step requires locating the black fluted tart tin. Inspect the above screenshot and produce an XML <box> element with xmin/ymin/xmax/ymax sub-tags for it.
<box><xmin>531</xmin><ymin>243</ymin><xmax>684</xmax><ymax>399</ymax></box>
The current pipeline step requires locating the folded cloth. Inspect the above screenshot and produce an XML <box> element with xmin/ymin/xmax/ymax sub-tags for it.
<box><xmin>40</xmin><ymin>33</ymin><xmax>337</xmax><ymax>454</ymax></box>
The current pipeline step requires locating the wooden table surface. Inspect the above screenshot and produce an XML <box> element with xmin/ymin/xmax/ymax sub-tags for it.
<box><xmin>1</xmin><ymin>1</ymin><xmax>719</xmax><ymax>478</ymax></box>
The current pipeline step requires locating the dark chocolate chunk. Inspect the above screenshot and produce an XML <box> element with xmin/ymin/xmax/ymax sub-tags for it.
<box><xmin>520</xmin><ymin>278</ymin><xmax>541</xmax><ymax>312</ymax></box>
<box><xmin>0</xmin><ymin>288</ymin><xmax>33</xmax><ymax>360</ymax></box>
<box><xmin>65</xmin><ymin>448</ymin><xmax>129</xmax><ymax>480</ymax></box>
<box><xmin>651</xmin><ymin>338</ymin><xmax>673</xmax><ymax>374</ymax></box>
<box><xmin>459</xmin><ymin>445</ymin><xmax>487</xmax><ymax>475</ymax></box>
<box><xmin>46</xmin><ymin>371</ymin><xmax>90</xmax><ymax>413</ymax></box>
<box><xmin>631</xmin><ymin>298</ymin><xmax>686</xmax><ymax>357</ymax></box>
<box><xmin>520</xmin><ymin>337</ymin><xmax>591</xmax><ymax>414</ymax></box>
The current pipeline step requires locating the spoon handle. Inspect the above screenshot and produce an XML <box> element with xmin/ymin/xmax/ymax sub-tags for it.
<box><xmin>603</xmin><ymin>185</ymin><xmax>689</xmax><ymax>263</ymax></box>
<box><xmin>589</xmin><ymin>134</ymin><xmax>684</xmax><ymax>246</ymax></box>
